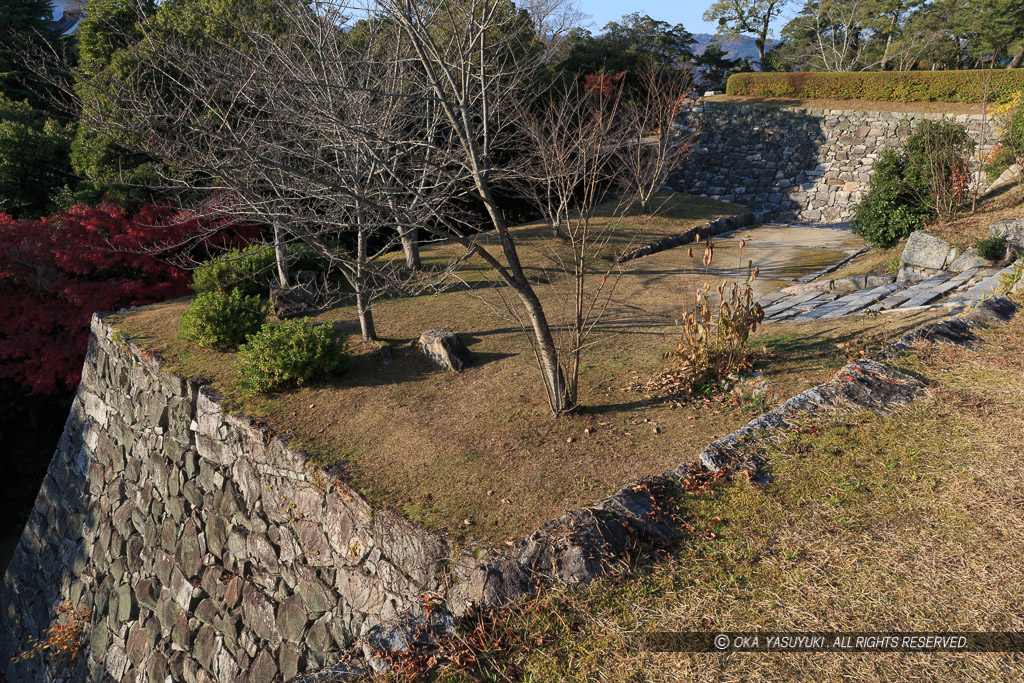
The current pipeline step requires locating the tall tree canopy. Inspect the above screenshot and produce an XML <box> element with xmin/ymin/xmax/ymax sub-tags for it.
<box><xmin>0</xmin><ymin>0</ymin><xmax>58</xmax><ymax>108</ymax></box>
<box><xmin>703</xmin><ymin>0</ymin><xmax>791</xmax><ymax>70</ymax></box>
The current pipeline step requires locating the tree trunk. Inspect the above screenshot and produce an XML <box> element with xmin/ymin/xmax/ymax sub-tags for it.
<box><xmin>273</xmin><ymin>223</ymin><xmax>289</xmax><ymax>287</ymax></box>
<box><xmin>1010</xmin><ymin>46</ymin><xmax>1024</xmax><ymax>69</ymax></box>
<box><xmin>514</xmin><ymin>280</ymin><xmax>571</xmax><ymax>414</ymax></box>
<box><xmin>356</xmin><ymin>225</ymin><xmax>377</xmax><ymax>342</ymax></box>
<box><xmin>757</xmin><ymin>38</ymin><xmax>767</xmax><ymax>71</ymax></box>
<box><xmin>399</xmin><ymin>227</ymin><xmax>421</xmax><ymax>270</ymax></box>
<box><xmin>356</xmin><ymin>287</ymin><xmax>377</xmax><ymax>341</ymax></box>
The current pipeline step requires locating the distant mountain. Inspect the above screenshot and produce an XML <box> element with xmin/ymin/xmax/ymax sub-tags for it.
<box><xmin>691</xmin><ymin>33</ymin><xmax>776</xmax><ymax>64</ymax></box>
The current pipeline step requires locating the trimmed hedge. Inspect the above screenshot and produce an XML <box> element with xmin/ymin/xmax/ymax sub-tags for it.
<box><xmin>726</xmin><ymin>70</ymin><xmax>1024</xmax><ymax>104</ymax></box>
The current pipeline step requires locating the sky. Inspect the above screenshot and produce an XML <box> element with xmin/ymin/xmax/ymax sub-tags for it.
<box><xmin>578</xmin><ymin>0</ymin><xmax>791</xmax><ymax>36</ymax></box>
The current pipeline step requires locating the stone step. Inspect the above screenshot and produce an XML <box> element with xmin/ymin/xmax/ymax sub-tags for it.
<box><xmin>947</xmin><ymin>262</ymin><xmax>1020</xmax><ymax>303</ymax></box>
<box><xmin>763</xmin><ymin>290</ymin><xmax>826</xmax><ymax>317</ymax></box>
<box><xmin>900</xmin><ymin>267</ymin><xmax>981</xmax><ymax>308</ymax></box>
<box><xmin>757</xmin><ymin>289</ymin><xmax>791</xmax><ymax>309</ymax></box>
<box><xmin>792</xmin><ymin>282</ymin><xmax>902</xmax><ymax>322</ymax></box>
<box><xmin>872</xmin><ymin>274</ymin><xmax>952</xmax><ymax>310</ymax></box>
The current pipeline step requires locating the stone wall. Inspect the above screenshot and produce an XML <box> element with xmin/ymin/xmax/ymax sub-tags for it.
<box><xmin>672</xmin><ymin>100</ymin><xmax>998</xmax><ymax>223</ymax></box>
<box><xmin>0</xmin><ymin>315</ymin><xmax>454</xmax><ymax>682</ymax></box>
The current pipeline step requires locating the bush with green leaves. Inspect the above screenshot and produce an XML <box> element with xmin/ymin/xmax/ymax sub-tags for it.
<box><xmin>852</xmin><ymin>150</ymin><xmax>925</xmax><ymax>246</ymax></box>
<box><xmin>853</xmin><ymin>121</ymin><xmax>974</xmax><ymax>246</ymax></box>
<box><xmin>179</xmin><ymin>288</ymin><xmax>267</xmax><ymax>350</ymax></box>
<box><xmin>975</xmin><ymin>236</ymin><xmax>1007</xmax><ymax>261</ymax></box>
<box><xmin>192</xmin><ymin>243</ymin><xmax>327</xmax><ymax>298</ymax></box>
<box><xmin>234</xmin><ymin>319</ymin><xmax>349</xmax><ymax>395</ymax></box>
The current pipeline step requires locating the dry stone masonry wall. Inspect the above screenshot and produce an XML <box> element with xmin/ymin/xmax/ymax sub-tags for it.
<box><xmin>672</xmin><ymin>100</ymin><xmax>997</xmax><ymax>223</ymax></box>
<box><xmin>0</xmin><ymin>315</ymin><xmax>454</xmax><ymax>682</ymax></box>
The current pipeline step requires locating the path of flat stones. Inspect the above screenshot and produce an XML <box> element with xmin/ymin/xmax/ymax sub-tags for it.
<box><xmin>742</xmin><ymin>223</ymin><xmax>1020</xmax><ymax>323</ymax></box>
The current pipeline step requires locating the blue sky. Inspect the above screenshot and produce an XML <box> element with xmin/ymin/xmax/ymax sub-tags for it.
<box><xmin>579</xmin><ymin>0</ymin><xmax>791</xmax><ymax>36</ymax></box>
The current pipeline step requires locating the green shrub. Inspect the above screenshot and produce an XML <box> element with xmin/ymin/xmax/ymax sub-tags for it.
<box><xmin>179</xmin><ymin>289</ymin><xmax>267</xmax><ymax>350</ymax></box>
<box><xmin>192</xmin><ymin>243</ymin><xmax>327</xmax><ymax>298</ymax></box>
<box><xmin>234</xmin><ymin>319</ymin><xmax>349</xmax><ymax>395</ymax></box>
<box><xmin>725</xmin><ymin>70</ymin><xmax>1024</xmax><ymax>104</ymax></box>
<box><xmin>975</xmin><ymin>236</ymin><xmax>1007</xmax><ymax>261</ymax></box>
<box><xmin>853</xmin><ymin>120</ymin><xmax>974</xmax><ymax>245</ymax></box>
<box><xmin>852</xmin><ymin>150</ymin><xmax>925</xmax><ymax>246</ymax></box>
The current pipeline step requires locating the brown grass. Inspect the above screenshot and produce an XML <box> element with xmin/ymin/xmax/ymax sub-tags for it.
<box><xmin>705</xmin><ymin>95</ymin><xmax>990</xmax><ymax>116</ymax></box>
<box><xmin>418</xmin><ymin>297</ymin><xmax>1024</xmax><ymax>682</ymax></box>
<box><xmin>112</xmin><ymin>195</ymin><xmax>902</xmax><ymax>548</ymax></box>
<box><xmin>927</xmin><ymin>184</ymin><xmax>1024</xmax><ymax>249</ymax></box>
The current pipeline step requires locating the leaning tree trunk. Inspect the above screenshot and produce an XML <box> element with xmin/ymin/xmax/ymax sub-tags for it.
<box><xmin>515</xmin><ymin>280</ymin><xmax>571</xmax><ymax>414</ymax></box>
<box><xmin>1010</xmin><ymin>46</ymin><xmax>1024</xmax><ymax>69</ymax></box>
<box><xmin>399</xmin><ymin>227</ymin><xmax>421</xmax><ymax>270</ymax></box>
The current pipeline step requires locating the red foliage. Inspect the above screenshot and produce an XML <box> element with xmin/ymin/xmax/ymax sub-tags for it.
<box><xmin>584</xmin><ymin>71</ymin><xmax>625</xmax><ymax>98</ymax></box>
<box><xmin>0</xmin><ymin>203</ymin><xmax>253</xmax><ymax>394</ymax></box>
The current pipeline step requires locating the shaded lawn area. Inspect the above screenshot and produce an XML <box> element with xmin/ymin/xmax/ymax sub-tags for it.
<box><xmin>420</xmin><ymin>298</ymin><xmax>1024</xmax><ymax>682</ymax></box>
<box><xmin>112</xmin><ymin>196</ymin><xmax>932</xmax><ymax>548</ymax></box>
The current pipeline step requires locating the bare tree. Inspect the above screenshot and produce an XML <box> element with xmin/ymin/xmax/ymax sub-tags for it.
<box><xmin>616</xmin><ymin>64</ymin><xmax>694</xmax><ymax>215</ymax></box>
<box><xmin>779</xmin><ymin>0</ymin><xmax>937</xmax><ymax>72</ymax></box>
<box><xmin>65</xmin><ymin>0</ymin><xmax>465</xmax><ymax>342</ymax></box>
<box><xmin>61</xmin><ymin>0</ymin><xmax>696</xmax><ymax>416</ymax></box>
<box><xmin>517</xmin><ymin>0</ymin><xmax>589</xmax><ymax>58</ymax></box>
<box><xmin>514</xmin><ymin>71</ymin><xmax>696</xmax><ymax>409</ymax></box>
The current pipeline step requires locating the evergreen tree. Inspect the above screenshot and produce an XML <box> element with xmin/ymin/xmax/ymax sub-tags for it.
<box><xmin>0</xmin><ymin>0</ymin><xmax>58</xmax><ymax>108</ymax></box>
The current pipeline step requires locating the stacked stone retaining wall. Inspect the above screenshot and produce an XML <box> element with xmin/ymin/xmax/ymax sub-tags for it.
<box><xmin>672</xmin><ymin>100</ymin><xmax>997</xmax><ymax>223</ymax></box>
<box><xmin>0</xmin><ymin>315</ymin><xmax>453</xmax><ymax>682</ymax></box>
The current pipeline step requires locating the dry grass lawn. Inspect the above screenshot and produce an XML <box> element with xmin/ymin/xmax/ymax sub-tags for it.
<box><xmin>417</xmin><ymin>297</ymin><xmax>1024</xmax><ymax>682</ymax></box>
<box><xmin>927</xmin><ymin>184</ymin><xmax>1024</xmax><ymax>249</ymax></box>
<box><xmin>112</xmin><ymin>194</ymin><xmax>926</xmax><ymax>549</ymax></box>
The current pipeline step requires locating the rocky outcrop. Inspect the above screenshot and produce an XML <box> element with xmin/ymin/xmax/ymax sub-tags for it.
<box><xmin>672</xmin><ymin>100</ymin><xmax>996</xmax><ymax>223</ymax></box>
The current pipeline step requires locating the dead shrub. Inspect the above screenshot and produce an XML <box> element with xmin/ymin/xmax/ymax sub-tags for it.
<box><xmin>662</xmin><ymin>238</ymin><xmax>764</xmax><ymax>396</ymax></box>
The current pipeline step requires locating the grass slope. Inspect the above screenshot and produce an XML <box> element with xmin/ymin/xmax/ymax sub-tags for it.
<box><xmin>414</xmin><ymin>300</ymin><xmax>1024</xmax><ymax>682</ymax></box>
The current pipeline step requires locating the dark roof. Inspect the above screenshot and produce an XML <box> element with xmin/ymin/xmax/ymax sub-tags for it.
<box><xmin>50</xmin><ymin>9</ymin><xmax>85</xmax><ymax>36</ymax></box>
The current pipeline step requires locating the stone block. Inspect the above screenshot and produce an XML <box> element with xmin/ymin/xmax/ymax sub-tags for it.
<box><xmin>276</xmin><ymin>593</ymin><xmax>309</xmax><ymax>642</ymax></box>
<box><xmin>901</xmin><ymin>231</ymin><xmax>951</xmax><ymax>270</ymax></box>
<box><xmin>418</xmin><ymin>329</ymin><xmax>473</xmax><ymax>372</ymax></box>
<box><xmin>949</xmin><ymin>248</ymin><xmax>993</xmax><ymax>272</ymax></box>
<box><xmin>242</xmin><ymin>583</ymin><xmax>281</xmax><ymax>644</ymax></box>
<box><xmin>990</xmin><ymin>218</ymin><xmax>1024</xmax><ymax>249</ymax></box>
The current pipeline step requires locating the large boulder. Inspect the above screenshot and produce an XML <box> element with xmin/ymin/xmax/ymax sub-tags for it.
<box><xmin>901</xmin><ymin>231</ymin><xmax>951</xmax><ymax>271</ymax></box>
<box><xmin>418</xmin><ymin>330</ymin><xmax>472</xmax><ymax>371</ymax></box>
<box><xmin>990</xmin><ymin>218</ymin><xmax>1024</xmax><ymax>250</ymax></box>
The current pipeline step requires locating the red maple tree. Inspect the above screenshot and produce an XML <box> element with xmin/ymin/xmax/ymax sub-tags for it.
<box><xmin>0</xmin><ymin>203</ymin><xmax>253</xmax><ymax>394</ymax></box>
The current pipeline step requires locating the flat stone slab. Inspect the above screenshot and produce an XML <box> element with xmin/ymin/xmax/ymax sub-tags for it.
<box><xmin>948</xmin><ymin>262</ymin><xmax>1020</xmax><ymax>303</ymax></box>
<box><xmin>790</xmin><ymin>282</ymin><xmax>901</xmax><ymax>322</ymax></box>
<box><xmin>900</xmin><ymin>267</ymin><xmax>980</xmax><ymax>308</ymax></box>
<box><xmin>873</xmin><ymin>274</ymin><xmax>952</xmax><ymax>310</ymax></box>
<box><xmin>763</xmin><ymin>290</ymin><xmax>824</xmax><ymax>317</ymax></box>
